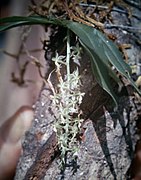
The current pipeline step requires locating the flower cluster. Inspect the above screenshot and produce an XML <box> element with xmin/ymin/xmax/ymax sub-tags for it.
<box><xmin>49</xmin><ymin>42</ymin><xmax>84</xmax><ymax>164</ymax></box>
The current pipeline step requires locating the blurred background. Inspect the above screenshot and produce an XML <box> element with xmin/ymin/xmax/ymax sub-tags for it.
<box><xmin>0</xmin><ymin>0</ymin><xmax>46</xmax><ymax>125</ymax></box>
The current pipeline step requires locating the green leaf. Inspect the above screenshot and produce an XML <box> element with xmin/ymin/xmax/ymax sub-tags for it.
<box><xmin>66</xmin><ymin>22</ymin><xmax>141</xmax><ymax>97</ymax></box>
<box><xmin>0</xmin><ymin>16</ymin><xmax>61</xmax><ymax>31</ymax></box>
<box><xmin>81</xmin><ymin>41</ymin><xmax>118</xmax><ymax>105</ymax></box>
<box><xmin>66</xmin><ymin>22</ymin><xmax>131</xmax><ymax>74</ymax></box>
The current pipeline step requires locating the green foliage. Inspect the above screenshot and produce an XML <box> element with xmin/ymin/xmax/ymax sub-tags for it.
<box><xmin>0</xmin><ymin>15</ymin><xmax>140</xmax><ymax>105</ymax></box>
<box><xmin>66</xmin><ymin>22</ymin><xmax>141</xmax><ymax>105</ymax></box>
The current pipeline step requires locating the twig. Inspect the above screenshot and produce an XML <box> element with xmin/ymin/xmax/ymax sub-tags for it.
<box><xmin>104</xmin><ymin>23</ymin><xmax>141</xmax><ymax>32</ymax></box>
<box><xmin>79</xmin><ymin>3</ymin><xmax>141</xmax><ymax>21</ymax></box>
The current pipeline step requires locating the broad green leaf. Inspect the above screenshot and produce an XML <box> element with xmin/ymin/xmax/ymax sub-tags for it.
<box><xmin>66</xmin><ymin>22</ymin><xmax>141</xmax><ymax>96</ymax></box>
<box><xmin>66</xmin><ymin>22</ymin><xmax>131</xmax><ymax>74</ymax></box>
<box><xmin>81</xmin><ymin>41</ymin><xmax>118</xmax><ymax>105</ymax></box>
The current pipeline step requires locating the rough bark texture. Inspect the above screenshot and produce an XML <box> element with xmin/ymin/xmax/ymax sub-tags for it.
<box><xmin>15</xmin><ymin>2</ymin><xmax>141</xmax><ymax>180</ymax></box>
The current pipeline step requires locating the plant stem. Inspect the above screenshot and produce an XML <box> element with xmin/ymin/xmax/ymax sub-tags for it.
<box><xmin>66</xmin><ymin>29</ymin><xmax>71</xmax><ymax>85</ymax></box>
